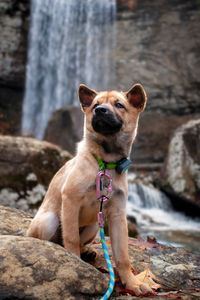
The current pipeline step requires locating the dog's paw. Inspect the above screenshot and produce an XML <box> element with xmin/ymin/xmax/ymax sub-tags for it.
<box><xmin>126</xmin><ymin>277</ymin><xmax>153</xmax><ymax>296</ymax></box>
<box><xmin>80</xmin><ymin>246</ymin><xmax>97</xmax><ymax>262</ymax></box>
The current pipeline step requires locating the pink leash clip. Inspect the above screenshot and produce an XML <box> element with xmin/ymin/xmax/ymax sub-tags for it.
<box><xmin>96</xmin><ymin>170</ymin><xmax>112</xmax><ymax>201</ymax></box>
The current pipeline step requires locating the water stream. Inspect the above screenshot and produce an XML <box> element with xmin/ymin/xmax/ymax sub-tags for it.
<box><xmin>127</xmin><ymin>177</ymin><xmax>200</xmax><ymax>252</ymax></box>
<box><xmin>22</xmin><ymin>0</ymin><xmax>116</xmax><ymax>139</ymax></box>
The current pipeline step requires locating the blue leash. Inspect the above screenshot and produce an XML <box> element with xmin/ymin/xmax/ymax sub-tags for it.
<box><xmin>99</xmin><ymin>225</ymin><xmax>115</xmax><ymax>299</ymax></box>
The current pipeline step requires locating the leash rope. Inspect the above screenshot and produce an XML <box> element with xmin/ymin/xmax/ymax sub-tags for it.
<box><xmin>99</xmin><ymin>225</ymin><xmax>115</xmax><ymax>300</ymax></box>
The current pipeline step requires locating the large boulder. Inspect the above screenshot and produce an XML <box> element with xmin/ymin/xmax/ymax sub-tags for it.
<box><xmin>44</xmin><ymin>106</ymin><xmax>84</xmax><ymax>155</ymax></box>
<box><xmin>0</xmin><ymin>235</ymin><xmax>108</xmax><ymax>300</ymax></box>
<box><xmin>133</xmin><ymin>112</ymin><xmax>200</xmax><ymax>163</ymax></box>
<box><xmin>160</xmin><ymin>119</ymin><xmax>200</xmax><ymax>207</ymax></box>
<box><xmin>0</xmin><ymin>205</ymin><xmax>199</xmax><ymax>300</ymax></box>
<box><xmin>0</xmin><ymin>136</ymin><xmax>72</xmax><ymax>213</ymax></box>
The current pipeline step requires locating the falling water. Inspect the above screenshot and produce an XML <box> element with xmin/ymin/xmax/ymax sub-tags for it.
<box><xmin>127</xmin><ymin>180</ymin><xmax>200</xmax><ymax>251</ymax></box>
<box><xmin>22</xmin><ymin>0</ymin><xmax>116</xmax><ymax>139</ymax></box>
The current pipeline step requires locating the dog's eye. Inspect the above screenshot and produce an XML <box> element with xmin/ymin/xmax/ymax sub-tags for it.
<box><xmin>93</xmin><ymin>103</ymin><xmax>99</xmax><ymax>110</ymax></box>
<box><xmin>115</xmin><ymin>102</ymin><xmax>125</xmax><ymax>109</ymax></box>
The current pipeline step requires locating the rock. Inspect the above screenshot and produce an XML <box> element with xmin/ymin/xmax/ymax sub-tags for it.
<box><xmin>0</xmin><ymin>205</ymin><xmax>32</xmax><ymax>236</ymax></box>
<box><xmin>0</xmin><ymin>0</ymin><xmax>30</xmax><ymax>136</ymax></box>
<box><xmin>44</xmin><ymin>106</ymin><xmax>84</xmax><ymax>155</ymax></box>
<box><xmin>0</xmin><ymin>235</ymin><xmax>108</xmax><ymax>300</ymax></box>
<box><xmin>133</xmin><ymin>112</ymin><xmax>200</xmax><ymax>163</ymax></box>
<box><xmin>0</xmin><ymin>136</ymin><xmax>72</xmax><ymax>213</ymax></box>
<box><xmin>127</xmin><ymin>216</ymin><xmax>138</xmax><ymax>238</ymax></box>
<box><xmin>116</xmin><ymin>0</ymin><xmax>200</xmax><ymax>116</ymax></box>
<box><xmin>92</xmin><ymin>238</ymin><xmax>200</xmax><ymax>299</ymax></box>
<box><xmin>0</xmin><ymin>0</ymin><xmax>29</xmax><ymax>86</ymax></box>
<box><xmin>0</xmin><ymin>206</ymin><xmax>199</xmax><ymax>299</ymax></box>
<box><xmin>160</xmin><ymin>119</ymin><xmax>200</xmax><ymax>206</ymax></box>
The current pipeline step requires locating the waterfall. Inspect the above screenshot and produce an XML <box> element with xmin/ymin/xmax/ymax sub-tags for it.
<box><xmin>22</xmin><ymin>0</ymin><xmax>116</xmax><ymax>139</ymax></box>
<box><xmin>127</xmin><ymin>180</ymin><xmax>200</xmax><ymax>250</ymax></box>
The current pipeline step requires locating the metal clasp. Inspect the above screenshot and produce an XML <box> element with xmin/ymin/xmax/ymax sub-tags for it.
<box><xmin>96</xmin><ymin>170</ymin><xmax>112</xmax><ymax>202</ymax></box>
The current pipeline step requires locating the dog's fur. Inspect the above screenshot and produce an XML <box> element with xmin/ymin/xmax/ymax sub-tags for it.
<box><xmin>27</xmin><ymin>83</ymin><xmax>152</xmax><ymax>296</ymax></box>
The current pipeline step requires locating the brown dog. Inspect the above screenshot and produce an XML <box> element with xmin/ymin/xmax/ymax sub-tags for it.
<box><xmin>27</xmin><ymin>83</ymin><xmax>152</xmax><ymax>296</ymax></box>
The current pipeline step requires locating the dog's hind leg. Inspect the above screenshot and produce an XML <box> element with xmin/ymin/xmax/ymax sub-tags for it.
<box><xmin>80</xmin><ymin>223</ymin><xmax>99</xmax><ymax>261</ymax></box>
<box><xmin>27</xmin><ymin>211</ymin><xmax>60</xmax><ymax>241</ymax></box>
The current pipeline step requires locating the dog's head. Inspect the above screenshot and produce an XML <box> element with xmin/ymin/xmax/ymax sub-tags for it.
<box><xmin>78</xmin><ymin>84</ymin><xmax>147</xmax><ymax>141</ymax></box>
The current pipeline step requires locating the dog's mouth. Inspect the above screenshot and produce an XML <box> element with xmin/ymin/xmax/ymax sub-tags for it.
<box><xmin>92</xmin><ymin>106</ymin><xmax>122</xmax><ymax>136</ymax></box>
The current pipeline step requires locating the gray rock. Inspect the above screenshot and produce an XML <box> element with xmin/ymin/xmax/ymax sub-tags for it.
<box><xmin>0</xmin><ymin>0</ymin><xmax>30</xmax><ymax>136</ymax></box>
<box><xmin>44</xmin><ymin>106</ymin><xmax>84</xmax><ymax>155</ymax></box>
<box><xmin>133</xmin><ymin>112</ymin><xmax>200</xmax><ymax>163</ymax></box>
<box><xmin>0</xmin><ymin>136</ymin><xmax>72</xmax><ymax>214</ymax></box>
<box><xmin>116</xmin><ymin>0</ymin><xmax>200</xmax><ymax>116</ymax></box>
<box><xmin>160</xmin><ymin>119</ymin><xmax>200</xmax><ymax>205</ymax></box>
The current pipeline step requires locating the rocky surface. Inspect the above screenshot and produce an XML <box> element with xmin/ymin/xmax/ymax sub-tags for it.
<box><xmin>0</xmin><ymin>136</ymin><xmax>72</xmax><ymax>213</ymax></box>
<box><xmin>160</xmin><ymin>119</ymin><xmax>200</xmax><ymax>206</ymax></box>
<box><xmin>0</xmin><ymin>205</ymin><xmax>199</xmax><ymax>300</ymax></box>
<box><xmin>44</xmin><ymin>106</ymin><xmax>84</xmax><ymax>155</ymax></box>
<box><xmin>0</xmin><ymin>205</ymin><xmax>32</xmax><ymax>236</ymax></box>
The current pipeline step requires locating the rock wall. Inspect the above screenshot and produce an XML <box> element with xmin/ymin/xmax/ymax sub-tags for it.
<box><xmin>116</xmin><ymin>0</ymin><xmax>200</xmax><ymax>115</ymax></box>
<box><xmin>0</xmin><ymin>0</ymin><xmax>29</xmax><ymax>135</ymax></box>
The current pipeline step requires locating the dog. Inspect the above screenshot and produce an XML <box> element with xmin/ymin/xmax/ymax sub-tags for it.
<box><xmin>27</xmin><ymin>83</ymin><xmax>152</xmax><ymax>296</ymax></box>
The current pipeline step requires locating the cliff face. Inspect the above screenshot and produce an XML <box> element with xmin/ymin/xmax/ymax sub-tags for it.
<box><xmin>0</xmin><ymin>0</ymin><xmax>29</xmax><ymax>135</ymax></box>
<box><xmin>116</xmin><ymin>0</ymin><xmax>200</xmax><ymax>115</ymax></box>
<box><xmin>0</xmin><ymin>0</ymin><xmax>200</xmax><ymax>162</ymax></box>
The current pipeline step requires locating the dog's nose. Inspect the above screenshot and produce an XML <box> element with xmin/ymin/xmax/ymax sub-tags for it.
<box><xmin>95</xmin><ymin>106</ymin><xmax>108</xmax><ymax>115</ymax></box>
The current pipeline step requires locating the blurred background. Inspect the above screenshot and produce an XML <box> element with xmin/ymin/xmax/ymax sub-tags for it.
<box><xmin>0</xmin><ymin>0</ymin><xmax>200</xmax><ymax>251</ymax></box>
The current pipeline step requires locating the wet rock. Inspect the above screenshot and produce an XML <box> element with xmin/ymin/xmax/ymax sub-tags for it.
<box><xmin>44</xmin><ymin>106</ymin><xmax>84</xmax><ymax>155</ymax></box>
<box><xmin>160</xmin><ymin>119</ymin><xmax>200</xmax><ymax>206</ymax></box>
<box><xmin>0</xmin><ymin>136</ymin><xmax>72</xmax><ymax>213</ymax></box>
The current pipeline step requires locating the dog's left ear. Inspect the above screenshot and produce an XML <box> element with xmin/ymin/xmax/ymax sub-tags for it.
<box><xmin>78</xmin><ymin>84</ymin><xmax>97</xmax><ymax>111</ymax></box>
<box><xmin>126</xmin><ymin>84</ymin><xmax>147</xmax><ymax>112</ymax></box>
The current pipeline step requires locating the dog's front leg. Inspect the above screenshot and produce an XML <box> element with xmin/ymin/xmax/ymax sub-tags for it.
<box><xmin>61</xmin><ymin>192</ymin><xmax>80</xmax><ymax>257</ymax></box>
<box><xmin>108</xmin><ymin>209</ymin><xmax>152</xmax><ymax>296</ymax></box>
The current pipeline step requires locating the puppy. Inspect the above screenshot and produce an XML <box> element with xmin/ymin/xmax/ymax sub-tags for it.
<box><xmin>27</xmin><ymin>83</ymin><xmax>152</xmax><ymax>296</ymax></box>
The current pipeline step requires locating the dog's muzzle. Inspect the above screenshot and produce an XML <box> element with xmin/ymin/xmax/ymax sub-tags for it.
<box><xmin>92</xmin><ymin>105</ymin><xmax>122</xmax><ymax>135</ymax></box>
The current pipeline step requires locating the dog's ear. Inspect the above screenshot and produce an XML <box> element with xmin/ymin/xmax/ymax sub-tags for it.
<box><xmin>126</xmin><ymin>84</ymin><xmax>147</xmax><ymax>112</ymax></box>
<box><xmin>78</xmin><ymin>84</ymin><xmax>97</xmax><ymax>111</ymax></box>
